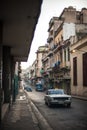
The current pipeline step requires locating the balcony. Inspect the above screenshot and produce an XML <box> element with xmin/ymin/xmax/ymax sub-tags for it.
<box><xmin>47</xmin><ymin>67</ymin><xmax>52</xmax><ymax>72</ymax></box>
<box><xmin>51</xmin><ymin>44</ymin><xmax>58</xmax><ymax>51</ymax></box>
<box><xmin>42</xmin><ymin>56</ymin><xmax>49</xmax><ymax>62</ymax></box>
<box><xmin>60</xmin><ymin>62</ymin><xmax>71</xmax><ymax>72</ymax></box>
<box><xmin>40</xmin><ymin>68</ymin><xmax>44</xmax><ymax>74</ymax></box>
<box><xmin>47</xmin><ymin>36</ymin><xmax>53</xmax><ymax>43</ymax></box>
<box><xmin>48</xmin><ymin>50</ymin><xmax>53</xmax><ymax>57</ymax></box>
<box><xmin>52</xmin><ymin>61</ymin><xmax>61</xmax><ymax>72</ymax></box>
<box><xmin>54</xmin><ymin>61</ymin><xmax>61</xmax><ymax>67</ymax></box>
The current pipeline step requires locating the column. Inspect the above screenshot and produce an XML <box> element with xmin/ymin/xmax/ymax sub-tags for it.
<box><xmin>3</xmin><ymin>46</ymin><xmax>11</xmax><ymax>103</ymax></box>
<box><xmin>11</xmin><ymin>58</ymin><xmax>16</xmax><ymax>102</ymax></box>
<box><xmin>0</xmin><ymin>22</ymin><xmax>3</xmax><ymax>124</ymax></box>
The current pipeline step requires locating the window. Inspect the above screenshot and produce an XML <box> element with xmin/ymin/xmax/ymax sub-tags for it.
<box><xmin>73</xmin><ymin>57</ymin><xmax>77</xmax><ymax>86</ymax></box>
<box><xmin>83</xmin><ymin>52</ymin><xmax>87</xmax><ymax>86</ymax></box>
<box><xmin>76</xmin><ymin>14</ymin><xmax>80</xmax><ymax>21</ymax></box>
<box><xmin>64</xmin><ymin>49</ymin><xmax>66</xmax><ymax>62</ymax></box>
<box><xmin>60</xmin><ymin>51</ymin><xmax>62</xmax><ymax>62</ymax></box>
<box><xmin>68</xmin><ymin>47</ymin><xmax>70</xmax><ymax>61</ymax></box>
<box><xmin>61</xmin><ymin>35</ymin><xmax>63</xmax><ymax>41</ymax></box>
<box><xmin>50</xmin><ymin>30</ymin><xmax>53</xmax><ymax>35</ymax></box>
<box><xmin>80</xmin><ymin>13</ymin><xmax>83</xmax><ymax>24</ymax></box>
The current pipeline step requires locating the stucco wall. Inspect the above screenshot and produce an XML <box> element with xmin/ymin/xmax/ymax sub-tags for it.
<box><xmin>63</xmin><ymin>23</ymin><xmax>75</xmax><ymax>41</ymax></box>
<box><xmin>71</xmin><ymin>46</ymin><xmax>87</xmax><ymax>96</ymax></box>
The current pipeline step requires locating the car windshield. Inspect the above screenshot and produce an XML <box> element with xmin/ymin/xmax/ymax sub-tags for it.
<box><xmin>48</xmin><ymin>89</ymin><xmax>64</xmax><ymax>95</ymax></box>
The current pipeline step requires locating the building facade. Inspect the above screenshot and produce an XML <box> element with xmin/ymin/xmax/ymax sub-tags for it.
<box><xmin>70</xmin><ymin>36</ymin><xmax>87</xmax><ymax>97</ymax></box>
<box><xmin>34</xmin><ymin>46</ymin><xmax>49</xmax><ymax>85</ymax></box>
<box><xmin>42</xmin><ymin>7</ymin><xmax>87</xmax><ymax>95</ymax></box>
<box><xmin>29</xmin><ymin>6</ymin><xmax>87</xmax><ymax>97</ymax></box>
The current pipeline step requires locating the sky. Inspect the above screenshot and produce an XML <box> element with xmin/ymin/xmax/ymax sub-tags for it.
<box><xmin>21</xmin><ymin>0</ymin><xmax>87</xmax><ymax>69</ymax></box>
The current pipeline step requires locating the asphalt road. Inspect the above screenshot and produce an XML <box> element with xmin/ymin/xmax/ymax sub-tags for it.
<box><xmin>26</xmin><ymin>86</ymin><xmax>87</xmax><ymax>130</ymax></box>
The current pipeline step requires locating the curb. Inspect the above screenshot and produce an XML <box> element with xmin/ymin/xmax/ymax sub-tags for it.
<box><xmin>25</xmin><ymin>91</ymin><xmax>53</xmax><ymax>130</ymax></box>
<box><xmin>23</xmin><ymin>90</ymin><xmax>40</xmax><ymax>130</ymax></box>
<box><xmin>1</xmin><ymin>103</ymin><xmax>9</xmax><ymax>121</ymax></box>
<box><xmin>29</xmin><ymin>99</ymin><xmax>53</xmax><ymax>130</ymax></box>
<box><xmin>72</xmin><ymin>96</ymin><xmax>87</xmax><ymax>101</ymax></box>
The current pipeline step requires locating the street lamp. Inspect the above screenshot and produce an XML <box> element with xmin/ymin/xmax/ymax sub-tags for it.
<box><xmin>70</xmin><ymin>49</ymin><xmax>87</xmax><ymax>53</ymax></box>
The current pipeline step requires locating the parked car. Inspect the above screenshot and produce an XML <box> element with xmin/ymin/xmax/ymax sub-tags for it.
<box><xmin>44</xmin><ymin>89</ymin><xmax>72</xmax><ymax>107</ymax></box>
<box><xmin>24</xmin><ymin>86</ymin><xmax>32</xmax><ymax>92</ymax></box>
<box><xmin>35</xmin><ymin>83</ymin><xmax>44</xmax><ymax>91</ymax></box>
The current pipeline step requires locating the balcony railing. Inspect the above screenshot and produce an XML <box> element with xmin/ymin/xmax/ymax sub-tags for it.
<box><xmin>47</xmin><ymin>36</ymin><xmax>53</xmax><ymax>43</ymax></box>
<box><xmin>48</xmin><ymin>50</ymin><xmax>53</xmax><ymax>57</ymax></box>
<box><xmin>52</xmin><ymin>61</ymin><xmax>61</xmax><ymax>69</ymax></box>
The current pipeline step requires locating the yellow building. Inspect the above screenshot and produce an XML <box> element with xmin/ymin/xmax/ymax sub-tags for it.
<box><xmin>70</xmin><ymin>36</ymin><xmax>87</xmax><ymax>97</ymax></box>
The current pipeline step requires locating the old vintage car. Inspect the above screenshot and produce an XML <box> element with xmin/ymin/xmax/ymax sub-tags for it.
<box><xmin>44</xmin><ymin>89</ymin><xmax>72</xmax><ymax>107</ymax></box>
<box><xmin>35</xmin><ymin>83</ymin><xmax>44</xmax><ymax>91</ymax></box>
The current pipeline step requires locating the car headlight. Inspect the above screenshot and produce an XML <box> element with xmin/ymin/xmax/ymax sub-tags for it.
<box><xmin>68</xmin><ymin>97</ymin><xmax>71</xmax><ymax>100</ymax></box>
<box><xmin>48</xmin><ymin>97</ymin><xmax>52</xmax><ymax>101</ymax></box>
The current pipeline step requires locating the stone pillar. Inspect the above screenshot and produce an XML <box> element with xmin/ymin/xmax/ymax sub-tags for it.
<box><xmin>0</xmin><ymin>22</ymin><xmax>3</xmax><ymax>125</ymax></box>
<box><xmin>0</xmin><ymin>45</ymin><xmax>3</xmax><ymax>125</ymax></box>
<box><xmin>3</xmin><ymin>46</ymin><xmax>11</xmax><ymax>103</ymax></box>
<box><xmin>11</xmin><ymin>58</ymin><xmax>16</xmax><ymax>102</ymax></box>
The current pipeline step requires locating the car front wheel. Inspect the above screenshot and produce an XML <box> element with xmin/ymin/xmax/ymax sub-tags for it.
<box><xmin>67</xmin><ymin>103</ymin><xmax>71</xmax><ymax>108</ymax></box>
<box><xmin>47</xmin><ymin>101</ymin><xmax>52</xmax><ymax>107</ymax></box>
<box><xmin>45</xmin><ymin>101</ymin><xmax>48</xmax><ymax>105</ymax></box>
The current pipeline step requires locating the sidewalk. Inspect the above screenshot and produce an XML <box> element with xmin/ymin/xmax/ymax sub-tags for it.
<box><xmin>1</xmin><ymin>88</ymin><xmax>39</xmax><ymax>130</ymax></box>
<box><xmin>72</xmin><ymin>95</ymin><xmax>87</xmax><ymax>101</ymax></box>
<box><xmin>1</xmin><ymin>88</ymin><xmax>87</xmax><ymax>130</ymax></box>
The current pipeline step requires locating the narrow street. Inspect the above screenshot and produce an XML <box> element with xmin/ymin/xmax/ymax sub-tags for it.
<box><xmin>26</xmin><ymin>86</ymin><xmax>87</xmax><ymax>130</ymax></box>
